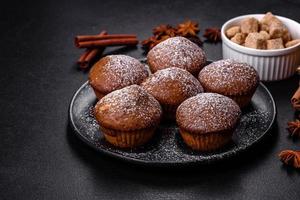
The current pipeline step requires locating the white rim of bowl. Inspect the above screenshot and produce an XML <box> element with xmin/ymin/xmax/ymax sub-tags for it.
<box><xmin>221</xmin><ymin>14</ymin><xmax>300</xmax><ymax>56</ymax></box>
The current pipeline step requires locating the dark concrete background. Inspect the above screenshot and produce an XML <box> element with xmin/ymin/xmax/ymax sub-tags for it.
<box><xmin>1</xmin><ymin>0</ymin><xmax>300</xmax><ymax>199</ymax></box>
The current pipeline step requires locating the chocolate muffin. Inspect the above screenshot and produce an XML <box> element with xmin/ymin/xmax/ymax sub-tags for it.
<box><xmin>89</xmin><ymin>55</ymin><xmax>149</xmax><ymax>99</ymax></box>
<box><xmin>147</xmin><ymin>36</ymin><xmax>206</xmax><ymax>75</ymax></box>
<box><xmin>94</xmin><ymin>85</ymin><xmax>162</xmax><ymax>148</ymax></box>
<box><xmin>141</xmin><ymin>67</ymin><xmax>203</xmax><ymax>120</ymax></box>
<box><xmin>198</xmin><ymin>59</ymin><xmax>259</xmax><ymax>108</ymax></box>
<box><xmin>176</xmin><ymin>93</ymin><xmax>241</xmax><ymax>151</ymax></box>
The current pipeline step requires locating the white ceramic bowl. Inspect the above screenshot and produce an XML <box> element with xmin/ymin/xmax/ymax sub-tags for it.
<box><xmin>221</xmin><ymin>14</ymin><xmax>300</xmax><ymax>81</ymax></box>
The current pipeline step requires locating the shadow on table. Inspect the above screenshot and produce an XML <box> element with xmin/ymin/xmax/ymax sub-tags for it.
<box><xmin>66</xmin><ymin>119</ymin><xmax>280</xmax><ymax>197</ymax></box>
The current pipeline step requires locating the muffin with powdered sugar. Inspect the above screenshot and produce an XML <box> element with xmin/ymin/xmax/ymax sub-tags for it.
<box><xmin>89</xmin><ymin>55</ymin><xmax>149</xmax><ymax>99</ymax></box>
<box><xmin>176</xmin><ymin>93</ymin><xmax>241</xmax><ymax>151</ymax></box>
<box><xmin>147</xmin><ymin>36</ymin><xmax>206</xmax><ymax>76</ymax></box>
<box><xmin>198</xmin><ymin>59</ymin><xmax>259</xmax><ymax>108</ymax></box>
<box><xmin>141</xmin><ymin>67</ymin><xmax>203</xmax><ymax>120</ymax></box>
<box><xmin>94</xmin><ymin>85</ymin><xmax>162</xmax><ymax>148</ymax></box>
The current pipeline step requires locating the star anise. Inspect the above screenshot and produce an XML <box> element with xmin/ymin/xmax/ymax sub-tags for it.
<box><xmin>203</xmin><ymin>27</ymin><xmax>221</xmax><ymax>43</ymax></box>
<box><xmin>142</xmin><ymin>24</ymin><xmax>177</xmax><ymax>51</ymax></box>
<box><xmin>142</xmin><ymin>20</ymin><xmax>202</xmax><ymax>52</ymax></box>
<box><xmin>279</xmin><ymin>150</ymin><xmax>300</xmax><ymax>168</ymax></box>
<box><xmin>141</xmin><ymin>35</ymin><xmax>172</xmax><ymax>51</ymax></box>
<box><xmin>287</xmin><ymin>119</ymin><xmax>300</xmax><ymax>137</ymax></box>
<box><xmin>153</xmin><ymin>24</ymin><xmax>176</xmax><ymax>37</ymax></box>
<box><xmin>153</xmin><ymin>35</ymin><xmax>171</xmax><ymax>47</ymax></box>
<box><xmin>177</xmin><ymin>20</ymin><xmax>200</xmax><ymax>37</ymax></box>
<box><xmin>186</xmin><ymin>36</ymin><xmax>203</xmax><ymax>47</ymax></box>
<box><xmin>141</xmin><ymin>35</ymin><xmax>157</xmax><ymax>51</ymax></box>
<box><xmin>164</xmin><ymin>28</ymin><xmax>177</xmax><ymax>37</ymax></box>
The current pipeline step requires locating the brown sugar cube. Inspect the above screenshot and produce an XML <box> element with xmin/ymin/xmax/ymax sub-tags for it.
<box><xmin>269</xmin><ymin>21</ymin><xmax>287</xmax><ymax>39</ymax></box>
<box><xmin>262</xmin><ymin>14</ymin><xmax>292</xmax><ymax>42</ymax></box>
<box><xmin>260</xmin><ymin>12</ymin><xmax>292</xmax><ymax>42</ymax></box>
<box><xmin>231</xmin><ymin>33</ymin><xmax>246</xmax><ymax>45</ymax></box>
<box><xmin>259</xmin><ymin>22</ymin><xmax>269</xmax><ymax>32</ymax></box>
<box><xmin>260</xmin><ymin>12</ymin><xmax>280</xmax><ymax>26</ymax></box>
<box><xmin>241</xmin><ymin>17</ymin><xmax>259</xmax><ymax>34</ymax></box>
<box><xmin>267</xmin><ymin>38</ymin><xmax>284</xmax><ymax>49</ymax></box>
<box><xmin>282</xmin><ymin>29</ymin><xmax>292</xmax><ymax>43</ymax></box>
<box><xmin>226</xmin><ymin>26</ymin><xmax>241</xmax><ymax>38</ymax></box>
<box><xmin>245</xmin><ymin>32</ymin><xmax>267</xmax><ymax>49</ymax></box>
<box><xmin>285</xmin><ymin>39</ymin><xmax>300</xmax><ymax>48</ymax></box>
<box><xmin>259</xmin><ymin>31</ymin><xmax>270</xmax><ymax>40</ymax></box>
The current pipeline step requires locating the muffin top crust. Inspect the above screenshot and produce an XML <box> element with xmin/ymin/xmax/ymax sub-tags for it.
<box><xmin>176</xmin><ymin>93</ymin><xmax>241</xmax><ymax>134</ymax></box>
<box><xmin>94</xmin><ymin>85</ymin><xmax>162</xmax><ymax>131</ymax></box>
<box><xmin>147</xmin><ymin>36</ymin><xmax>206</xmax><ymax>75</ymax></box>
<box><xmin>198</xmin><ymin>59</ymin><xmax>259</xmax><ymax>95</ymax></box>
<box><xmin>89</xmin><ymin>55</ymin><xmax>149</xmax><ymax>94</ymax></box>
<box><xmin>141</xmin><ymin>67</ymin><xmax>203</xmax><ymax>105</ymax></box>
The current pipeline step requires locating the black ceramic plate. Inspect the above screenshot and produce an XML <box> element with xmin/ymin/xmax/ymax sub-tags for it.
<box><xmin>69</xmin><ymin>62</ymin><xmax>276</xmax><ymax>166</ymax></box>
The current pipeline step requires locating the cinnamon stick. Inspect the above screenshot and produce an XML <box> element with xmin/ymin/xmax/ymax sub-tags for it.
<box><xmin>77</xmin><ymin>31</ymin><xmax>107</xmax><ymax>69</ymax></box>
<box><xmin>291</xmin><ymin>86</ymin><xmax>300</xmax><ymax>110</ymax></box>
<box><xmin>77</xmin><ymin>48</ymin><xmax>104</xmax><ymax>69</ymax></box>
<box><xmin>75</xmin><ymin>34</ymin><xmax>136</xmax><ymax>45</ymax></box>
<box><xmin>76</xmin><ymin>38</ymin><xmax>138</xmax><ymax>48</ymax></box>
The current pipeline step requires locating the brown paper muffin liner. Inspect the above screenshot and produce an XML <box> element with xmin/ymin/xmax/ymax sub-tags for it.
<box><xmin>203</xmin><ymin>85</ymin><xmax>257</xmax><ymax>108</ymax></box>
<box><xmin>161</xmin><ymin>104</ymin><xmax>178</xmax><ymax>121</ymax></box>
<box><xmin>99</xmin><ymin>126</ymin><xmax>156</xmax><ymax>148</ymax></box>
<box><xmin>227</xmin><ymin>91</ymin><xmax>255</xmax><ymax>108</ymax></box>
<box><xmin>93</xmin><ymin>88</ymin><xmax>106</xmax><ymax>100</ymax></box>
<box><xmin>179</xmin><ymin>128</ymin><xmax>233</xmax><ymax>151</ymax></box>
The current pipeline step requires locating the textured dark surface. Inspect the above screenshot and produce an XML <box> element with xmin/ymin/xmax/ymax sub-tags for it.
<box><xmin>1</xmin><ymin>0</ymin><xmax>300</xmax><ymax>199</ymax></box>
<box><xmin>69</xmin><ymin>79</ymin><xmax>275</xmax><ymax>166</ymax></box>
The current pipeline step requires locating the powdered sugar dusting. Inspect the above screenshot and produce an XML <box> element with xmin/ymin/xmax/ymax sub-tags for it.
<box><xmin>89</xmin><ymin>55</ymin><xmax>149</xmax><ymax>93</ymax></box>
<box><xmin>94</xmin><ymin>85</ymin><xmax>162</xmax><ymax>130</ymax></box>
<box><xmin>141</xmin><ymin>67</ymin><xmax>203</xmax><ymax>105</ymax></box>
<box><xmin>177</xmin><ymin>93</ymin><xmax>241</xmax><ymax>133</ymax></box>
<box><xmin>147</xmin><ymin>37</ymin><xmax>206</xmax><ymax>74</ymax></box>
<box><xmin>199</xmin><ymin>59</ymin><xmax>259</xmax><ymax>95</ymax></box>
